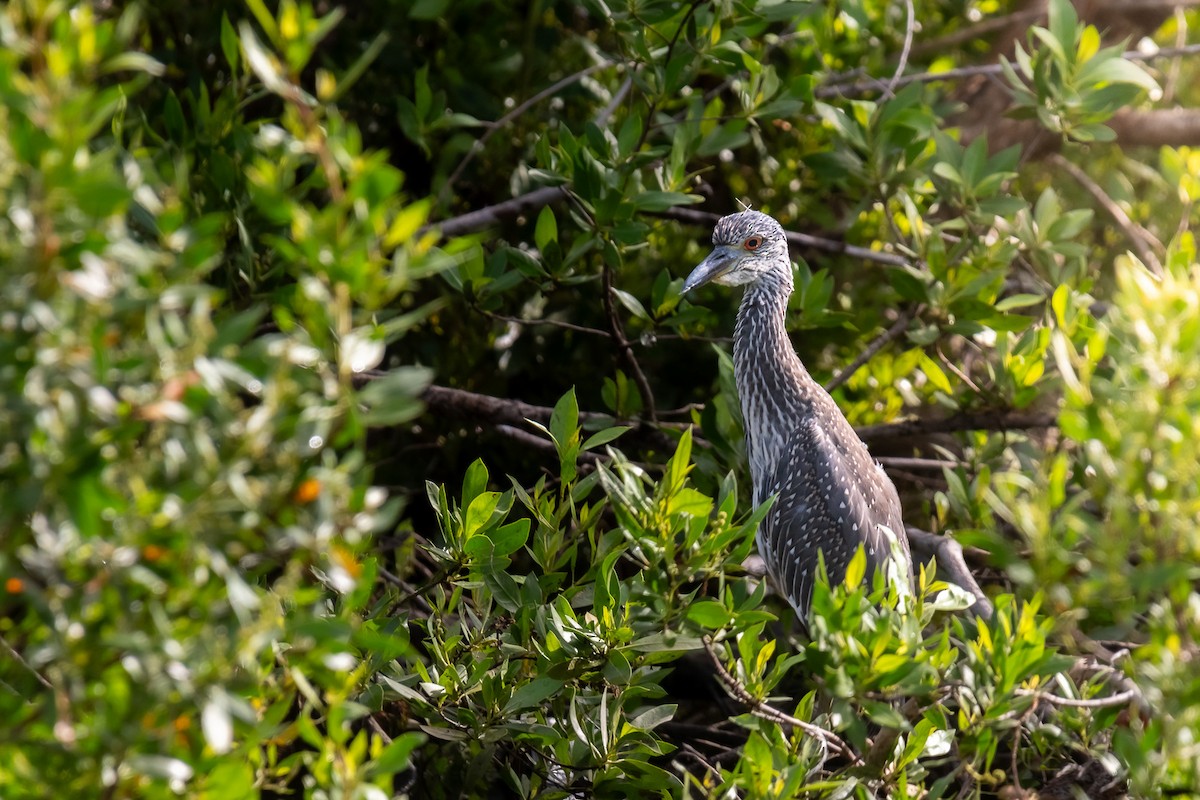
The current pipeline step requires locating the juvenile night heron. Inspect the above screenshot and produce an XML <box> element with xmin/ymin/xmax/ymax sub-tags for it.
<box><xmin>684</xmin><ymin>210</ymin><xmax>913</xmax><ymax>622</ymax></box>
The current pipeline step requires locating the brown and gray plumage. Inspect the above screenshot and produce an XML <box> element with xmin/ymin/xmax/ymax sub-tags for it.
<box><xmin>684</xmin><ymin>210</ymin><xmax>913</xmax><ymax>622</ymax></box>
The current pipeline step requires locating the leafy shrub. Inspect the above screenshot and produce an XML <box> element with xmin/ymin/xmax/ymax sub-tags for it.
<box><xmin>2</xmin><ymin>0</ymin><xmax>1199</xmax><ymax>797</ymax></box>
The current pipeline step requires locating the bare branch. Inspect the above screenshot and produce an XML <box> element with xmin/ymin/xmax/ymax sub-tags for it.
<box><xmin>415</xmin><ymin>383</ymin><xmax>682</xmax><ymax>453</ymax></box>
<box><xmin>1107</xmin><ymin>107</ymin><xmax>1200</xmax><ymax>148</ymax></box>
<box><xmin>440</xmin><ymin>62</ymin><xmax>610</xmax><ymax>203</ymax></box>
<box><xmin>419</xmin><ymin>383</ymin><xmax>612</xmax><ymax>428</ymax></box>
<box><xmin>821</xmin><ymin>42</ymin><xmax>1200</xmax><ymax>99</ymax></box>
<box><xmin>1091</xmin><ymin>0</ymin><xmax>1200</xmax><ymax>9</ymax></box>
<box><xmin>910</xmin><ymin>9</ymin><xmax>1043</xmax><ymax>59</ymax></box>
<box><xmin>883</xmin><ymin>0</ymin><xmax>916</xmax><ymax>97</ymax></box>
<box><xmin>1048</xmin><ymin>152</ymin><xmax>1163</xmax><ymax>276</ymax></box>
<box><xmin>824</xmin><ymin>306</ymin><xmax>919</xmax><ymax>394</ymax></box>
<box><xmin>475</xmin><ymin>306</ymin><xmax>613</xmax><ymax>338</ymax></box>
<box><xmin>495</xmin><ymin>423</ymin><xmax>603</xmax><ymax>467</ymax></box>
<box><xmin>602</xmin><ymin>265</ymin><xmax>659</xmax><ymax>422</ymax></box>
<box><xmin>656</xmin><ymin>205</ymin><xmax>913</xmax><ymax>268</ymax></box>
<box><xmin>432</xmin><ymin>186</ymin><xmax>567</xmax><ymax>238</ymax></box>
<box><xmin>1014</xmin><ymin>687</ymin><xmax>1140</xmax><ymax>709</ymax></box>
<box><xmin>1</xmin><ymin>633</ymin><xmax>53</xmax><ymax>690</ymax></box>
<box><xmin>701</xmin><ymin>636</ymin><xmax>862</xmax><ymax>768</ymax></box>
<box><xmin>856</xmin><ymin>410</ymin><xmax>1057</xmax><ymax>442</ymax></box>
<box><xmin>877</xmin><ymin>456</ymin><xmax>965</xmax><ymax>471</ymax></box>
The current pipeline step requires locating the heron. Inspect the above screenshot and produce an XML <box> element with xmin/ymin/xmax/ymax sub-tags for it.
<box><xmin>683</xmin><ymin>210</ymin><xmax>913</xmax><ymax>622</ymax></box>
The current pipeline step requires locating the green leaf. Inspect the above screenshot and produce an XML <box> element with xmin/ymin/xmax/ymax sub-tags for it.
<box><xmin>668</xmin><ymin>487</ymin><xmax>711</xmax><ymax>517</ymax></box>
<box><xmin>617</xmin><ymin>114</ymin><xmax>643</xmax><ymax>157</ymax></box>
<box><xmin>358</xmin><ymin>366</ymin><xmax>432</xmax><ymax>426</ymax></box>
<box><xmin>534</xmin><ymin>206</ymin><xmax>557</xmax><ymax>251</ymax></box>
<box><xmin>238</xmin><ymin>22</ymin><xmax>287</xmax><ymax>95</ymax></box>
<box><xmin>371</xmin><ymin>732</ymin><xmax>427</xmax><ymax>776</ymax></box>
<box><xmin>1045</xmin><ymin>0</ymin><xmax>1077</xmax><ymax>63</ymax></box>
<box><xmin>687</xmin><ymin>600</ymin><xmax>732</xmax><ymax>628</ymax></box>
<box><xmin>464</xmin><ymin>491</ymin><xmax>501</xmax><ymax>537</ymax></box>
<box><xmin>1051</xmin><ymin>284</ymin><xmax>1071</xmax><ymax>327</ymax></box>
<box><xmin>483</xmin><ymin>570</ymin><xmax>522</xmax><ymax>612</ymax></box>
<box><xmin>1079</xmin><ymin>57</ymin><xmax>1160</xmax><ymax>93</ymax></box>
<box><xmin>994</xmin><ymin>293</ymin><xmax>1045</xmax><ymax>312</ymax></box>
<box><xmin>503</xmin><ymin>677</ymin><xmax>564</xmax><ymax>714</ymax></box>
<box><xmin>462</xmin><ymin>458</ymin><xmax>489</xmax><ymax>508</ymax></box>
<box><xmin>861</xmin><ymin>699</ymin><xmax>911</xmax><ymax>730</ymax></box>
<box><xmin>220</xmin><ymin>13</ymin><xmax>240</xmax><ymax>72</ymax></box>
<box><xmin>548</xmin><ymin>388</ymin><xmax>579</xmax><ymax>466</ymax></box>
<box><xmin>490</xmin><ymin>518</ymin><xmax>530</xmax><ymax>557</ymax></box>
<box><xmin>581</xmin><ymin>425</ymin><xmax>631</xmax><ymax>451</ymax></box>
<box><xmin>611</xmin><ymin>287</ymin><xmax>650</xmax><ymax>320</ymax></box>
<box><xmin>918</xmin><ymin>352</ymin><xmax>953</xmax><ymax>394</ymax></box>
<box><xmin>843</xmin><ymin>546</ymin><xmax>867</xmax><ymax>590</ymax></box>
<box><xmin>410</xmin><ymin>0</ymin><xmax>450</xmax><ymax>19</ymax></box>
<box><xmin>632</xmin><ymin>191</ymin><xmax>697</xmax><ymax>212</ymax></box>
<box><xmin>628</xmin><ymin>704</ymin><xmax>677</xmax><ymax>731</ymax></box>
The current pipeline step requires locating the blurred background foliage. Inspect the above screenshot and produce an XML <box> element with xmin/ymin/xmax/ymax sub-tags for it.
<box><xmin>2</xmin><ymin>0</ymin><xmax>1200</xmax><ymax>797</ymax></box>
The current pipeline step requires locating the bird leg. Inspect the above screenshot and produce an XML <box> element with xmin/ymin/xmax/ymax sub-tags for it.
<box><xmin>904</xmin><ymin>526</ymin><xmax>995</xmax><ymax>620</ymax></box>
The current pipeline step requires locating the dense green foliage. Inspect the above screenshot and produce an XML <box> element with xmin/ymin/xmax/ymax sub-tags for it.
<box><xmin>3</xmin><ymin>0</ymin><xmax>1200</xmax><ymax>797</ymax></box>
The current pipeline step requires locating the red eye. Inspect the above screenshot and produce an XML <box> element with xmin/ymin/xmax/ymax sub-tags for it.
<box><xmin>744</xmin><ymin>237</ymin><xmax>762</xmax><ymax>250</ymax></box>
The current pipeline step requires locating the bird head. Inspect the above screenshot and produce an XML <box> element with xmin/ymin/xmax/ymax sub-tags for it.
<box><xmin>683</xmin><ymin>210</ymin><xmax>791</xmax><ymax>293</ymax></box>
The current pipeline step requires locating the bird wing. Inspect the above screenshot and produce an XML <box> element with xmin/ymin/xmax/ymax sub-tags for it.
<box><xmin>756</xmin><ymin>414</ymin><xmax>911</xmax><ymax>619</ymax></box>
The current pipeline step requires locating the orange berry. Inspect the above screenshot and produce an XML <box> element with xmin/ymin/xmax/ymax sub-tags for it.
<box><xmin>293</xmin><ymin>478</ymin><xmax>321</xmax><ymax>504</ymax></box>
<box><xmin>142</xmin><ymin>545</ymin><xmax>165</xmax><ymax>562</ymax></box>
<box><xmin>5</xmin><ymin>578</ymin><xmax>22</xmax><ymax>594</ymax></box>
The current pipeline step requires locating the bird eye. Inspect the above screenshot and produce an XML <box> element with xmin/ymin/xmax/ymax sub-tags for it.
<box><xmin>744</xmin><ymin>237</ymin><xmax>762</xmax><ymax>250</ymax></box>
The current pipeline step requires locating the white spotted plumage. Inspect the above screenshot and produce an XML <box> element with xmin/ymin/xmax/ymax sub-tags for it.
<box><xmin>684</xmin><ymin>210</ymin><xmax>914</xmax><ymax>623</ymax></box>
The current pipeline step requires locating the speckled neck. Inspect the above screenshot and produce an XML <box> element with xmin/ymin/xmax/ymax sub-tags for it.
<box><xmin>734</xmin><ymin>269</ymin><xmax>824</xmax><ymax>504</ymax></box>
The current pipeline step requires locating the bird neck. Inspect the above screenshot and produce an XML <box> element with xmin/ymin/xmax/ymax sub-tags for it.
<box><xmin>734</xmin><ymin>270</ymin><xmax>823</xmax><ymax>502</ymax></box>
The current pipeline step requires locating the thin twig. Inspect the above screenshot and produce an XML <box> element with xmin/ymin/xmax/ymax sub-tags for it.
<box><xmin>602</xmin><ymin>265</ymin><xmax>659</xmax><ymax>422</ymax></box>
<box><xmin>1047</xmin><ymin>152</ymin><xmax>1163</xmax><ymax>276</ymax></box>
<box><xmin>937</xmin><ymin>343</ymin><xmax>984</xmax><ymax>396</ymax></box>
<box><xmin>631</xmin><ymin>0</ymin><xmax>704</xmax><ymax>154</ymax></box>
<box><xmin>909</xmin><ymin>8</ymin><xmax>1043</xmax><ymax>59</ymax></box>
<box><xmin>496</xmin><ymin>423</ymin><xmax>604</xmax><ymax>468</ymax></box>
<box><xmin>476</xmin><ymin>306</ymin><xmax>613</xmax><ymax>338</ymax></box>
<box><xmin>819</xmin><ymin>42</ymin><xmax>1200</xmax><ymax>99</ymax></box>
<box><xmin>883</xmin><ymin>0</ymin><xmax>916</xmax><ymax>97</ymax></box>
<box><xmin>824</xmin><ymin>306</ymin><xmax>919</xmax><ymax>393</ymax></box>
<box><xmin>368</xmin><ymin>715</ymin><xmax>394</xmax><ymax>745</ymax></box>
<box><xmin>1163</xmin><ymin>6</ymin><xmax>1189</xmax><ymax>104</ymax></box>
<box><xmin>0</xmin><ymin>634</ymin><xmax>53</xmax><ymax>690</ymax></box>
<box><xmin>657</xmin><ymin>205</ymin><xmax>913</xmax><ymax>268</ymax></box>
<box><xmin>877</xmin><ymin>456</ymin><xmax>965</xmax><ymax>471</ymax></box>
<box><xmin>701</xmin><ymin>636</ymin><xmax>862</xmax><ymax>767</ymax></box>
<box><xmin>1014</xmin><ymin>687</ymin><xmax>1139</xmax><ymax>709</ymax></box>
<box><xmin>596</xmin><ymin>75</ymin><xmax>634</xmax><ymax>127</ymax></box>
<box><xmin>439</xmin><ymin>62</ymin><xmax>610</xmax><ymax>204</ymax></box>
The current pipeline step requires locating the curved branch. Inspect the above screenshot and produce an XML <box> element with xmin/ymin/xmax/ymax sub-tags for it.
<box><xmin>432</xmin><ymin>186</ymin><xmax>567</xmax><ymax>238</ymax></box>
<box><xmin>1106</xmin><ymin>107</ymin><xmax>1200</xmax><ymax>148</ymax></box>
<box><xmin>655</xmin><ymin>205</ymin><xmax>913</xmax><ymax>268</ymax></box>
<box><xmin>821</xmin><ymin>43</ymin><xmax>1200</xmax><ymax>100</ymax></box>
<box><xmin>824</xmin><ymin>306</ymin><xmax>919</xmax><ymax>394</ymax></box>
<box><xmin>439</xmin><ymin>62</ymin><xmax>609</xmax><ymax>203</ymax></box>
<box><xmin>856</xmin><ymin>410</ymin><xmax>1057</xmax><ymax>442</ymax></box>
<box><xmin>702</xmin><ymin>636</ymin><xmax>862</xmax><ymax>768</ymax></box>
<box><xmin>1048</xmin><ymin>152</ymin><xmax>1163</xmax><ymax>276</ymax></box>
